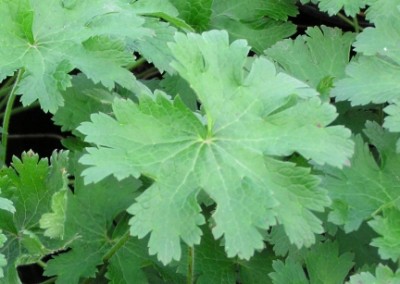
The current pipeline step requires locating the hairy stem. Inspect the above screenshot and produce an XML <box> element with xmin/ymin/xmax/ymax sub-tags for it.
<box><xmin>1</xmin><ymin>69</ymin><xmax>23</xmax><ymax>164</ymax></box>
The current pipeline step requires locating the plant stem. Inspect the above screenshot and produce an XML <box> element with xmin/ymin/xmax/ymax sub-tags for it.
<box><xmin>337</xmin><ymin>13</ymin><xmax>363</xmax><ymax>32</ymax></box>
<box><xmin>353</xmin><ymin>16</ymin><xmax>361</xmax><ymax>33</ymax></box>
<box><xmin>102</xmin><ymin>230</ymin><xmax>130</xmax><ymax>262</ymax></box>
<box><xmin>40</xmin><ymin>277</ymin><xmax>57</xmax><ymax>284</ymax></box>
<box><xmin>1</xmin><ymin>69</ymin><xmax>23</xmax><ymax>164</ymax></box>
<box><xmin>0</xmin><ymin>102</ymin><xmax>39</xmax><ymax>119</ymax></box>
<box><xmin>127</xmin><ymin>57</ymin><xmax>147</xmax><ymax>71</ymax></box>
<box><xmin>137</xmin><ymin>67</ymin><xmax>160</xmax><ymax>80</ymax></box>
<box><xmin>187</xmin><ymin>246</ymin><xmax>195</xmax><ymax>284</ymax></box>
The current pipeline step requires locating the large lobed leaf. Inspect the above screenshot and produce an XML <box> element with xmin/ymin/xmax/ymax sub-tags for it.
<box><xmin>0</xmin><ymin>0</ymin><xmax>153</xmax><ymax>113</ymax></box>
<box><xmin>78</xmin><ymin>30</ymin><xmax>353</xmax><ymax>264</ymax></box>
<box><xmin>332</xmin><ymin>7</ymin><xmax>400</xmax><ymax>148</ymax></box>
<box><xmin>170</xmin><ymin>0</ymin><xmax>297</xmax><ymax>53</ymax></box>
<box><xmin>265</xmin><ymin>26</ymin><xmax>355</xmax><ymax>89</ymax></box>
<box><xmin>320</xmin><ymin>122</ymin><xmax>400</xmax><ymax>262</ymax></box>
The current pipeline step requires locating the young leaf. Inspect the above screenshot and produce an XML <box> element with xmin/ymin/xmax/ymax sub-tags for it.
<box><xmin>265</xmin><ymin>26</ymin><xmax>355</xmax><ymax>88</ymax></box>
<box><xmin>0</xmin><ymin>0</ymin><xmax>151</xmax><ymax>112</ymax></box>
<box><xmin>79</xmin><ymin>30</ymin><xmax>353</xmax><ymax>264</ymax></box>
<box><xmin>0</xmin><ymin>151</ymin><xmax>69</xmax><ymax>283</ymax></box>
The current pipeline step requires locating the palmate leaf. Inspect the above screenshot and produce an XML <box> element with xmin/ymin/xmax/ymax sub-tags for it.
<box><xmin>43</xmin><ymin>163</ymin><xmax>182</xmax><ymax>284</ymax></box>
<box><xmin>0</xmin><ymin>151</ymin><xmax>68</xmax><ymax>283</ymax></box>
<box><xmin>300</xmin><ymin>0</ymin><xmax>369</xmax><ymax>16</ymax></box>
<box><xmin>177</xmin><ymin>226</ymin><xmax>274</xmax><ymax>284</ymax></box>
<box><xmin>52</xmin><ymin>74</ymin><xmax>115</xmax><ymax>135</ymax></box>
<box><xmin>0</xmin><ymin>0</ymin><xmax>152</xmax><ymax>113</ymax></box>
<box><xmin>269</xmin><ymin>241</ymin><xmax>354</xmax><ymax>284</ymax></box>
<box><xmin>265</xmin><ymin>26</ymin><xmax>355</xmax><ymax>88</ymax></box>
<box><xmin>169</xmin><ymin>0</ymin><xmax>296</xmax><ymax>53</ymax></box>
<box><xmin>347</xmin><ymin>264</ymin><xmax>400</xmax><ymax>284</ymax></box>
<box><xmin>320</xmin><ymin>122</ymin><xmax>400</xmax><ymax>261</ymax></box>
<box><xmin>332</xmin><ymin>9</ymin><xmax>400</xmax><ymax>147</ymax></box>
<box><xmin>78</xmin><ymin>30</ymin><xmax>353</xmax><ymax>264</ymax></box>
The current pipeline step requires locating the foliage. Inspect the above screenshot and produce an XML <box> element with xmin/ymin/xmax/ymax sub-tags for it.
<box><xmin>0</xmin><ymin>0</ymin><xmax>399</xmax><ymax>283</ymax></box>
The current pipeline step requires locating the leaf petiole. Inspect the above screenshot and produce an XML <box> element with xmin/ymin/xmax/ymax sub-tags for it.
<box><xmin>1</xmin><ymin>69</ymin><xmax>23</xmax><ymax>164</ymax></box>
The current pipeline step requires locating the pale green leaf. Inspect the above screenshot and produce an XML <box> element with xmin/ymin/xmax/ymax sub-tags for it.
<box><xmin>53</xmin><ymin>74</ymin><xmax>115</xmax><ymax>135</ymax></box>
<box><xmin>128</xmin><ymin>18</ymin><xmax>177</xmax><ymax>74</ymax></box>
<box><xmin>333</xmin><ymin>56</ymin><xmax>400</xmax><ymax>105</ymax></box>
<box><xmin>368</xmin><ymin>208</ymin><xmax>400</xmax><ymax>261</ymax></box>
<box><xmin>266</xmin><ymin>26</ymin><xmax>355</xmax><ymax>88</ymax></box>
<box><xmin>0</xmin><ymin>194</ymin><xmax>15</xmax><ymax>214</ymax></box>
<box><xmin>347</xmin><ymin>264</ymin><xmax>400</xmax><ymax>284</ymax></box>
<box><xmin>365</xmin><ymin>0</ymin><xmax>400</xmax><ymax>23</ymax></box>
<box><xmin>308</xmin><ymin>0</ymin><xmax>369</xmax><ymax>16</ymax></box>
<box><xmin>79</xmin><ymin>30</ymin><xmax>352</xmax><ymax>264</ymax></box>
<box><xmin>39</xmin><ymin>190</ymin><xmax>67</xmax><ymax>239</ymax></box>
<box><xmin>0</xmin><ymin>0</ymin><xmax>151</xmax><ymax>112</ymax></box>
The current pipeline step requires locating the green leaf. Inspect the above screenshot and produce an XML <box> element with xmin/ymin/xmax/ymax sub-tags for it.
<box><xmin>270</xmin><ymin>259</ymin><xmax>309</xmax><ymax>284</ymax></box>
<box><xmin>39</xmin><ymin>190</ymin><xmax>67</xmax><ymax>239</ymax></box>
<box><xmin>0</xmin><ymin>192</ymin><xmax>15</xmax><ymax>214</ymax></box>
<box><xmin>0</xmin><ymin>151</ymin><xmax>69</xmax><ymax>283</ymax></box>
<box><xmin>52</xmin><ymin>74</ymin><xmax>115</xmax><ymax>135</ymax></box>
<box><xmin>128</xmin><ymin>18</ymin><xmax>177</xmax><ymax>74</ymax></box>
<box><xmin>304</xmin><ymin>241</ymin><xmax>354</xmax><ymax>284</ymax></box>
<box><xmin>79</xmin><ymin>30</ymin><xmax>353</xmax><ymax>264</ymax></box>
<box><xmin>347</xmin><ymin>264</ymin><xmax>400</xmax><ymax>284</ymax></box>
<box><xmin>266</xmin><ymin>26</ymin><xmax>355</xmax><ymax>88</ymax></box>
<box><xmin>44</xmin><ymin>169</ymin><xmax>142</xmax><ymax>283</ymax></box>
<box><xmin>332</xmin><ymin>13</ymin><xmax>400</xmax><ymax>146</ymax></box>
<box><xmin>368</xmin><ymin>208</ymin><xmax>400</xmax><ymax>261</ymax></box>
<box><xmin>169</xmin><ymin>0</ymin><xmax>297</xmax><ymax>53</ymax></box>
<box><xmin>320</xmin><ymin>122</ymin><xmax>400</xmax><ymax>233</ymax></box>
<box><xmin>160</xmin><ymin>74</ymin><xmax>198</xmax><ymax>110</ymax></box>
<box><xmin>0</xmin><ymin>0</ymin><xmax>151</xmax><ymax>112</ymax></box>
<box><xmin>177</xmin><ymin>226</ymin><xmax>274</xmax><ymax>284</ymax></box>
<box><xmin>169</xmin><ymin>0</ymin><xmax>213</xmax><ymax>31</ymax></box>
<box><xmin>210</xmin><ymin>14</ymin><xmax>295</xmax><ymax>54</ymax></box>
<box><xmin>270</xmin><ymin>241</ymin><xmax>354</xmax><ymax>284</ymax></box>
<box><xmin>365</xmin><ymin>0</ymin><xmax>400</xmax><ymax>23</ymax></box>
<box><xmin>0</xmin><ymin>232</ymin><xmax>7</xmax><ymax>278</ymax></box>
<box><xmin>303</xmin><ymin>0</ymin><xmax>369</xmax><ymax>16</ymax></box>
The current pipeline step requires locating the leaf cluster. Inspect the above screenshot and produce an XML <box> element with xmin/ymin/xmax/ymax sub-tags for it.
<box><xmin>0</xmin><ymin>0</ymin><xmax>400</xmax><ymax>283</ymax></box>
